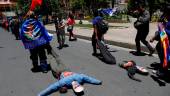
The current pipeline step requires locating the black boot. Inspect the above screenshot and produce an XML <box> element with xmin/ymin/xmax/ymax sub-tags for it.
<box><xmin>31</xmin><ymin>60</ymin><xmax>40</xmax><ymax>72</ymax></box>
<box><xmin>146</xmin><ymin>43</ymin><xmax>155</xmax><ymax>56</ymax></box>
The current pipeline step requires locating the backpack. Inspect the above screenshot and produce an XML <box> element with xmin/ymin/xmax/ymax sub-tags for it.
<box><xmin>97</xmin><ymin>20</ymin><xmax>109</xmax><ymax>34</ymax></box>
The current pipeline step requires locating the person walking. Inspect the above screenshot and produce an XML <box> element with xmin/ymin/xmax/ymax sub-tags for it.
<box><xmin>13</xmin><ymin>17</ymin><xmax>20</xmax><ymax>40</ymax></box>
<box><xmin>150</xmin><ymin>3</ymin><xmax>170</xmax><ymax>77</ymax></box>
<box><xmin>91</xmin><ymin>9</ymin><xmax>106</xmax><ymax>56</ymax></box>
<box><xmin>133</xmin><ymin>5</ymin><xmax>154</xmax><ymax>56</ymax></box>
<box><xmin>66</xmin><ymin>13</ymin><xmax>77</xmax><ymax>41</ymax></box>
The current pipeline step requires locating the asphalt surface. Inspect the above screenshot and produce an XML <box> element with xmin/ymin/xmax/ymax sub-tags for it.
<box><xmin>0</xmin><ymin>27</ymin><xmax>170</xmax><ymax>96</ymax></box>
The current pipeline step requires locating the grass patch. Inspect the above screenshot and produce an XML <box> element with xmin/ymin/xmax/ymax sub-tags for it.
<box><xmin>75</xmin><ymin>24</ymin><xmax>128</xmax><ymax>29</ymax></box>
<box><xmin>75</xmin><ymin>24</ymin><xmax>93</xmax><ymax>28</ymax></box>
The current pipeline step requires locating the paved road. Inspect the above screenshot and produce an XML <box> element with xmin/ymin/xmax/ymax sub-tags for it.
<box><xmin>0</xmin><ymin>27</ymin><xmax>170</xmax><ymax>96</ymax></box>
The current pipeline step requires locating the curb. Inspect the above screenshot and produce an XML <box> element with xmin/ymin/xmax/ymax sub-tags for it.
<box><xmin>48</xmin><ymin>30</ymin><xmax>155</xmax><ymax>54</ymax></box>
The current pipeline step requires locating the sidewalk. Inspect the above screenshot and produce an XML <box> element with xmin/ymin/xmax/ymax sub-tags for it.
<box><xmin>45</xmin><ymin>20</ymin><xmax>158</xmax><ymax>53</ymax></box>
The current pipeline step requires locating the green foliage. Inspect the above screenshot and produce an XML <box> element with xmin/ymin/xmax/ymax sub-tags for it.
<box><xmin>17</xmin><ymin>0</ymin><xmax>59</xmax><ymax>15</ymax></box>
<box><xmin>17</xmin><ymin>0</ymin><xmax>31</xmax><ymax>14</ymax></box>
<box><xmin>127</xmin><ymin>0</ymin><xmax>169</xmax><ymax>17</ymax></box>
<box><xmin>70</xmin><ymin>0</ymin><xmax>110</xmax><ymax>11</ymax></box>
<box><xmin>50</xmin><ymin>0</ymin><xmax>59</xmax><ymax>13</ymax></box>
<box><xmin>70</xmin><ymin>0</ymin><xmax>85</xmax><ymax>10</ymax></box>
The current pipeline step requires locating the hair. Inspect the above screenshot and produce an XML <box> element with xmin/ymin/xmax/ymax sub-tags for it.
<box><xmin>59</xmin><ymin>87</ymin><xmax>68</xmax><ymax>93</ymax></box>
<box><xmin>129</xmin><ymin>60</ymin><xmax>136</xmax><ymax>66</ymax></box>
<box><xmin>93</xmin><ymin>9</ymin><xmax>99</xmax><ymax>17</ymax></box>
<box><xmin>68</xmin><ymin>13</ymin><xmax>74</xmax><ymax>19</ymax></box>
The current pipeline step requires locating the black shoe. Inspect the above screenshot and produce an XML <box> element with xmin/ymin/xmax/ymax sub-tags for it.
<box><xmin>73</xmin><ymin>38</ymin><xmax>77</xmax><ymax>41</ymax></box>
<box><xmin>69</xmin><ymin>38</ymin><xmax>77</xmax><ymax>41</ymax></box>
<box><xmin>92</xmin><ymin>53</ymin><xmax>97</xmax><ymax>56</ymax></box>
<box><xmin>69</xmin><ymin>39</ymin><xmax>73</xmax><ymax>41</ymax></box>
<box><xmin>149</xmin><ymin>49</ymin><xmax>155</xmax><ymax>56</ymax></box>
<box><xmin>131</xmin><ymin>51</ymin><xmax>145</xmax><ymax>56</ymax></box>
<box><xmin>92</xmin><ymin>53</ymin><xmax>102</xmax><ymax>57</ymax></box>
<box><xmin>106</xmin><ymin>45</ymin><xmax>109</xmax><ymax>49</ymax></box>
<box><xmin>57</xmin><ymin>46</ymin><xmax>63</xmax><ymax>49</ymax></box>
<box><xmin>154</xmin><ymin>70</ymin><xmax>165</xmax><ymax>77</ymax></box>
<box><xmin>31</xmin><ymin>67</ymin><xmax>41</xmax><ymax>72</ymax></box>
<box><xmin>63</xmin><ymin>44</ymin><xmax>69</xmax><ymax>47</ymax></box>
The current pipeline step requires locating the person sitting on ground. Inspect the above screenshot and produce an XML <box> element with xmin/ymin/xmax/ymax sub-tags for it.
<box><xmin>38</xmin><ymin>71</ymin><xmax>102</xmax><ymax>96</ymax></box>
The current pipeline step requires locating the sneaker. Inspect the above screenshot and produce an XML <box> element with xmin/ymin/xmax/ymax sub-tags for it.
<box><xmin>72</xmin><ymin>81</ymin><xmax>84</xmax><ymax>93</ymax></box>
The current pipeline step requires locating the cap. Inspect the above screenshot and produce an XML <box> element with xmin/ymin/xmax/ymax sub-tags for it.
<box><xmin>72</xmin><ymin>81</ymin><xmax>84</xmax><ymax>93</ymax></box>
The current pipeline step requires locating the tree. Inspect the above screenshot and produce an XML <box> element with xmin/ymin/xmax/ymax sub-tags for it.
<box><xmin>17</xmin><ymin>0</ymin><xmax>31</xmax><ymax>15</ymax></box>
<box><xmin>127</xmin><ymin>0</ymin><xmax>168</xmax><ymax>18</ymax></box>
<box><xmin>17</xmin><ymin>0</ymin><xmax>59</xmax><ymax>15</ymax></box>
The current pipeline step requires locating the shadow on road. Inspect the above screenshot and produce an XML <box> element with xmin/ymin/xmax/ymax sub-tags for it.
<box><xmin>0</xmin><ymin>46</ymin><xmax>4</xmax><ymax>48</ymax></box>
<box><xmin>148</xmin><ymin>62</ymin><xmax>170</xmax><ymax>86</ymax></box>
<box><xmin>93</xmin><ymin>53</ymin><xmax>116</xmax><ymax>65</ymax></box>
<box><xmin>129</xmin><ymin>51</ymin><xmax>147</xmax><ymax>56</ymax></box>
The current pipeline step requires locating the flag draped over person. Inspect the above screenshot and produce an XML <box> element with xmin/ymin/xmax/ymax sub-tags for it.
<box><xmin>159</xmin><ymin>23</ymin><xmax>170</xmax><ymax>68</ymax></box>
<box><xmin>20</xmin><ymin>18</ymin><xmax>53</xmax><ymax>49</ymax></box>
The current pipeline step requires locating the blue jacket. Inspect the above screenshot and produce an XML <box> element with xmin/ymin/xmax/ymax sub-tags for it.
<box><xmin>38</xmin><ymin>72</ymin><xmax>102</xmax><ymax>96</ymax></box>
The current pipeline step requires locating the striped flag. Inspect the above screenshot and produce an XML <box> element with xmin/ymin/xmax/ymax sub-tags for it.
<box><xmin>159</xmin><ymin>23</ymin><xmax>170</xmax><ymax>68</ymax></box>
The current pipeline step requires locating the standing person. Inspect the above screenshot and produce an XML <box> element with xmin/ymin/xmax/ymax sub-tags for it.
<box><xmin>53</xmin><ymin>14</ymin><xmax>60</xmax><ymax>46</ymax></box>
<box><xmin>58</xmin><ymin>15</ymin><xmax>69</xmax><ymax>49</ymax></box>
<box><xmin>54</xmin><ymin>14</ymin><xmax>69</xmax><ymax>49</ymax></box>
<box><xmin>91</xmin><ymin>9</ymin><xmax>104</xmax><ymax>56</ymax></box>
<box><xmin>10</xmin><ymin>18</ymin><xmax>15</xmax><ymax>35</ymax></box>
<box><xmin>13</xmin><ymin>17</ymin><xmax>20</xmax><ymax>40</ymax></box>
<box><xmin>38</xmin><ymin>71</ymin><xmax>102</xmax><ymax>96</ymax></box>
<box><xmin>67</xmin><ymin>13</ymin><xmax>77</xmax><ymax>41</ymax></box>
<box><xmin>150</xmin><ymin>3</ymin><xmax>170</xmax><ymax>77</ymax></box>
<box><xmin>20</xmin><ymin>0</ymin><xmax>54</xmax><ymax>73</ymax></box>
<box><xmin>20</xmin><ymin>14</ymin><xmax>53</xmax><ymax>73</ymax></box>
<box><xmin>133</xmin><ymin>5</ymin><xmax>154</xmax><ymax>56</ymax></box>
